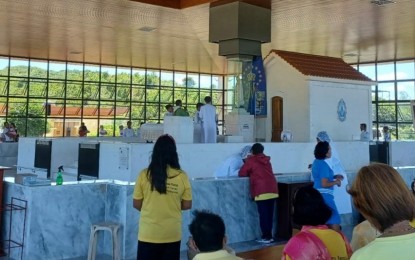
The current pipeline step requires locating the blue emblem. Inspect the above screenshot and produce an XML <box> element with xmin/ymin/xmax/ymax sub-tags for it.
<box><xmin>337</xmin><ymin>99</ymin><xmax>347</xmax><ymax>122</ymax></box>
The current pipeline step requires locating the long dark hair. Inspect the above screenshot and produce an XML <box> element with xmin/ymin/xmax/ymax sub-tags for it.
<box><xmin>147</xmin><ymin>134</ymin><xmax>181</xmax><ymax>193</ymax></box>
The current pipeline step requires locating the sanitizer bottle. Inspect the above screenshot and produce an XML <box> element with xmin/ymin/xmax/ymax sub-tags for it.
<box><xmin>56</xmin><ymin>166</ymin><xmax>64</xmax><ymax>185</ymax></box>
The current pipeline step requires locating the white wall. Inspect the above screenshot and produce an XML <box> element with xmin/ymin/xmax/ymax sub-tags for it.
<box><xmin>309</xmin><ymin>80</ymin><xmax>372</xmax><ymax>141</ymax></box>
<box><xmin>264</xmin><ymin>54</ymin><xmax>310</xmax><ymax>142</ymax></box>
<box><xmin>264</xmin><ymin>53</ymin><xmax>373</xmax><ymax>142</ymax></box>
<box><xmin>98</xmin><ymin>141</ymin><xmax>369</xmax><ymax>181</ymax></box>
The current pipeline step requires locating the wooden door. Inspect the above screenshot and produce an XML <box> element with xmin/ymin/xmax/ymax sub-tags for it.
<box><xmin>271</xmin><ymin>96</ymin><xmax>283</xmax><ymax>142</ymax></box>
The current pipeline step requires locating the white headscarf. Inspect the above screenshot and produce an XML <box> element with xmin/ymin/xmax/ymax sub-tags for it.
<box><xmin>317</xmin><ymin>131</ymin><xmax>331</xmax><ymax>143</ymax></box>
<box><xmin>240</xmin><ymin>145</ymin><xmax>252</xmax><ymax>159</ymax></box>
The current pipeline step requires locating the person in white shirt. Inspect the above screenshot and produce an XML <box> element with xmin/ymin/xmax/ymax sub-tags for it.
<box><xmin>360</xmin><ymin>123</ymin><xmax>370</xmax><ymax>141</ymax></box>
<box><xmin>214</xmin><ymin>145</ymin><xmax>251</xmax><ymax>178</ymax></box>
<box><xmin>382</xmin><ymin>126</ymin><xmax>391</xmax><ymax>141</ymax></box>
<box><xmin>1</xmin><ymin>122</ymin><xmax>13</xmax><ymax>142</ymax></box>
<box><xmin>99</xmin><ymin>125</ymin><xmax>108</xmax><ymax>136</ymax></box>
<box><xmin>193</xmin><ymin>103</ymin><xmax>203</xmax><ymax>143</ymax></box>
<box><xmin>199</xmin><ymin>96</ymin><xmax>217</xmax><ymax>143</ymax></box>
<box><xmin>123</xmin><ymin>121</ymin><xmax>135</xmax><ymax>137</ymax></box>
<box><xmin>164</xmin><ymin>104</ymin><xmax>174</xmax><ymax>117</ymax></box>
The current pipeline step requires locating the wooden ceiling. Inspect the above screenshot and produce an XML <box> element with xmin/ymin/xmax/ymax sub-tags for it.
<box><xmin>0</xmin><ymin>0</ymin><xmax>414</xmax><ymax>74</ymax></box>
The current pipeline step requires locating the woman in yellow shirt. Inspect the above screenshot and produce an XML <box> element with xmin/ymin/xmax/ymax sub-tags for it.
<box><xmin>133</xmin><ymin>134</ymin><xmax>192</xmax><ymax>260</ymax></box>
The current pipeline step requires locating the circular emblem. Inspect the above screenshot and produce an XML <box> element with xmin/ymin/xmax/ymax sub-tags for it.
<box><xmin>337</xmin><ymin>99</ymin><xmax>347</xmax><ymax>122</ymax></box>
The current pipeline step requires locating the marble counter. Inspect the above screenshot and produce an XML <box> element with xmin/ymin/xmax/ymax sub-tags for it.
<box><xmin>2</xmin><ymin>173</ymin><xmax>312</xmax><ymax>260</ymax></box>
<box><xmin>0</xmin><ymin>142</ymin><xmax>18</xmax><ymax>167</ymax></box>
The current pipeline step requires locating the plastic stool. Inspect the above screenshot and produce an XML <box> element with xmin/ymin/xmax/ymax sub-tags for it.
<box><xmin>87</xmin><ymin>222</ymin><xmax>121</xmax><ymax>260</ymax></box>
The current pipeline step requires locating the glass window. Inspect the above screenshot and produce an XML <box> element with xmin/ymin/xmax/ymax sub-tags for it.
<box><xmin>132</xmin><ymin>69</ymin><xmax>145</xmax><ymax>85</ymax></box>
<box><xmin>115</xmin><ymin>102</ymin><xmax>130</xmax><ymax>119</ymax></box>
<box><xmin>377</xmin><ymin>83</ymin><xmax>395</xmax><ymax>101</ymax></box>
<box><xmin>8</xmin><ymin>78</ymin><xmax>28</xmax><ymax>96</ymax></box>
<box><xmin>224</xmin><ymin>90</ymin><xmax>235</xmax><ymax>107</ymax></box>
<box><xmin>371</xmin><ymin>85</ymin><xmax>377</xmax><ymax>101</ymax></box>
<box><xmin>200</xmin><ymin>75</ymin><xmax>211</xmax><ymax>89</ymax></box>
<box><xmin>372</xmin><ymin>103</ymin><xmax>377</xmax><ymax>121</ymax></box>
<box><xmin>49</xmin><ymin>61</ymin><xmax>66</xmax><ymax>79</ymax></box>
<box><xmin>0</xmin><ymin>78</ymin><xmax>8</xmax><ymax>95</ymax></box>
<box><xmin>66</xmin><ymin>82</ymin><xmax>83</xmax><ymax>99</ymax></box>
<box><xmin>396</xmin><ymin>61</ymin><xmax>415</xmax><ymax>80</ymax></box>
<box><xmin>81</xmin><ymin>101</ymin><xmax>99</xmax><ymax>118</ymax></box>
<box><xmin>174</xmin><ymin>72</ymin><xmax>186</xmax><ymax>87</ymax></box>
<box><xmin>146</xmin><ymin>70</ymin><xmax>160</xmax><ymax>86</ymax></box>
<box><xmin>0</xmin><ymin>57</ymin><xmax>9</xmax><ymax>76</ymax></box>
<box><xmin>30</xmin><ymin>60</ymin><xmax>48</xmax><ymax>78</ymax></box>
<box><xmin>397</xmin><ymin>102</ymin><xmax>413</xmax><ymax>122</ymax></box>
<box><xmin>100</xmin><ymin>83</ymin><xmax>116</xmax><ymax>100</ymax></box>
<box><xmin>186</xmin><ymin>73</ymin><xmax>199</xmax><ymax>88</ymax></box>
<box><xmin>116</xmin><ymin>85</ymin><xmax>131</xmax><ymax>101</ymax></box>
<box><xmin>378</xmin><ymin>103</ymin><xmax>396</xmax><ymax>122</ymax></box>
<box><xmin>101</xmin><ymin>66</ymin><xmax>116</xmax><ymax>83</ymax></box>
<box><xmin>117</xmin><ymin>67</ymin><xmax>131</xmax><ymax>84</ymax></box>
<box><xmin>186</xmin><ymin>90</ymin><xmax>200</xmax><ymax>104</ymax></box>
<box><xmin>161</xmin><ymin>71</ymin><xmax>173</xmax><ymax>86</ymax></box>
<box><xmin>358</xmin><ymin>64</ymin><xmax>376</xmax><ymax>81</ymax></box>
<box><xmin>146</xmin><ymin>88</ymin><xmax>160</xmax><ymax>103</ymax></box>
<box><xmin>160</xmin><ymin>87</ymin><xmax>173</xmax><ymax>103</ymax></box>
<box><xmin>49</xmin><ymin>80</ymin><xmax>66</xmax><ymax>98</ymax></box>
<box><xmin>397</xmin><ymin>123</ymin><xmax>415</xmax><ymax>140</ymax></box>
<box><xmin>173</xmin><ymin>88</ymin><xmax>186</xmax><ymax>102</ymax></box>
<box><xmin>7</xmin><ymin>97</ymin><xmax>27</xmax><ymax>116</ymax></box>
<box><xmin>212</xmin><ymin>75</ymin><xmax>222</xmax><ymax>89</ymax></box>
<box><xmin>10</xmin><ymin>58</ymin><xmax>29</xmax><ymax>77</ymax></box>
<box><xmin>99</xmin><ymin>119</ymin><xmax>115</xmax><ymax>136</ymax></box>
<box><xmin>64</xmin><ymin>100</ymin><xmax>82</xmax><ymax>117</ymax></box>
<box><xmin>397</xmin><ymin>81</ymin><xmax>415</xmax><ymax>100</ymax></box>
<box><xmin>145</xmin><ymin>103</ymin><xmax>160</xmax><ymax>121</ymax></box>
<box><xmin>131</xmin><ymin>86</ymin><xmax>145</xmax><ymax>102</ymax></box>
<box><xmin>0</xmin><ymin>97</ymin><xmax>6</xmax><ymax>116</ymax></box>
<box><xmin>131</xmin><ymin>103</ymin><xmax>144</xmax><ymax>120</ymax></box>
<box><xmin>27</xmin><ymin>98</ymin><xmax>47</xmax><ymax>117</ymax></box>
<box><xmin>0</xmin><ymin>56</ymin><xmax>224</xmax><ymax>138</ymax></box>
<box><xmin>84</xmin><ymin>65</ymin><xmax>100</xmax><ymax>82</ymax></box>
<box><xmin>377</xmin><ymin>62</ymin><xmax>395</xmax><ymax>81</ymax></box>
<box><xmin>211</xmin><ymin>90</ymin><xmax>223</xmax><ymax>106</ymax></box>
<box><xmin>200</xmin><ymin>90</ymin><xmax>211</xmax><ymax>102</ymax></box>
<box><xmin>10</xmin><ymin>116</ymin><xmax>27</xmax><ymax>136</ymax></box>
<box><xmin>67</xmin><ymin>63</ymin><xmax>84</xmax><ymax>81</ymax></box>
<box><xmin>99</xmin><ymin>101</ymin><xmax>115</xmax><ymax>119</ymax></box>
<box><xmin>83</xmin><ymin>83</ymin><xmax>99</xmax><ymax>100</ymax></box>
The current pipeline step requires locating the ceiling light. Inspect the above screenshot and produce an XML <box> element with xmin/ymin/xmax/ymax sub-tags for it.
<box><xmin>370</xmin><ymin>0</ymin><xmax>396</xmax><ymax>6</ymax></box>
<box><xmin>138</xmin><ymin>26</ymin><xmax>157</xmax><ymax>32</ymax></box>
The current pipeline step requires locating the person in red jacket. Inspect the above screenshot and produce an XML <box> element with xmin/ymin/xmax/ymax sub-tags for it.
<box><xmin>238</xmin><ymin>143</ymin><xmax>279</xmax><ymax>244</ymax></box>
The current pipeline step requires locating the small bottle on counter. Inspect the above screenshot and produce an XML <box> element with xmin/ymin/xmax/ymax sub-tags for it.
<box><xmin>56</xmin><ymin>166</ymin><xmax>64</xmax><ymax>185</ymax></box>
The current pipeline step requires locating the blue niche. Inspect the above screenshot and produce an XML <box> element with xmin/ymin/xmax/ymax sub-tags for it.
<box><xmin>337</xmin><ymin>98</ymin><xmax>347</xmax><ymax>122</ymax></box>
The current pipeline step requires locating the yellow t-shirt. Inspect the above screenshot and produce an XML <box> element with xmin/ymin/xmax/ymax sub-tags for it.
<box><xmin>351</xmin><ymin>220</ymin><xmax>415</xmax><ymax>260</ymax></box>
<box><xmin>255</xmin><ymin>193</ymin><xmax>279</xmax><ymax>201</ymax></box>
<box><xmin>309</xmin><ymin>228</ymin><xmax>349</xmax><ymax>258</ymax></box>
<box><xmin>133</xmin><ymin>166</ymin><xmax>192</xmax><ymax>243</ymax></box>
<box><xmin>284</xmin><ymin>227</ymin><xmax>349</xmax><ymax>260</ymax></box>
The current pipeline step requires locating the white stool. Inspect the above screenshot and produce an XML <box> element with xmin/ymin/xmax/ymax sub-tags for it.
<box><xmin>87</xmin><ymin>222</ymin><xmax>121</xmax><ymax>260</ymax></box>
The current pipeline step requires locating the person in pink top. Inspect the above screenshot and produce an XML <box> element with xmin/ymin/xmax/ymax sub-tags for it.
<box><xmin>239</xmin><ymin>143</ymin><xmax>278</xmax><ymax>244</ymax></box>
<box><xmin>282</xmin><ymin>186</ymin><xmax>352</xmax><ymax>260</ymax></box>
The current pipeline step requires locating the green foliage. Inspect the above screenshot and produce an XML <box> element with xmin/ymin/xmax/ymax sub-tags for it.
<box><xmin>1</xmin><ymin>62</ymin><xmax>222</xmax><ymax>137</ymax></box>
